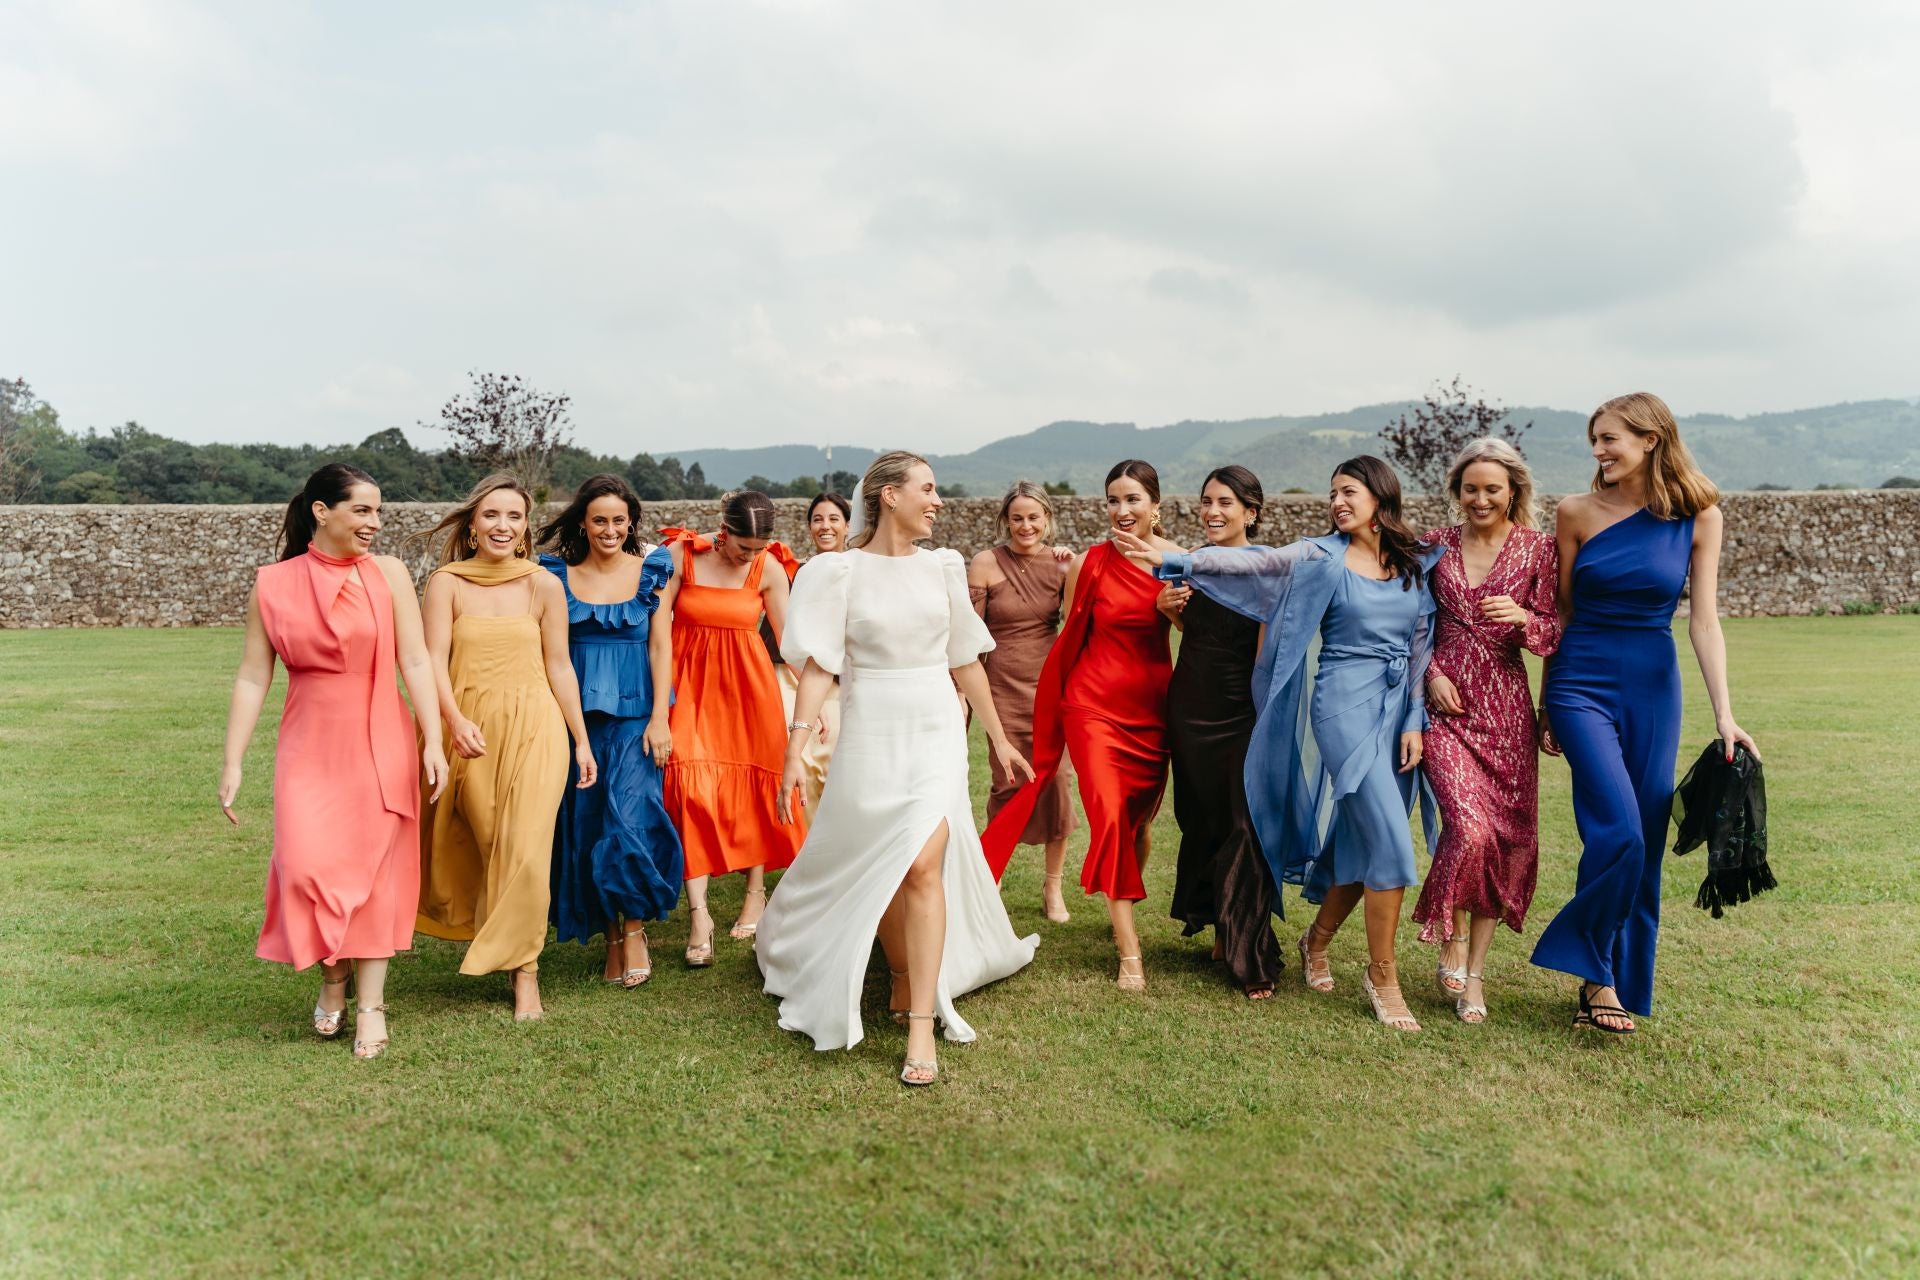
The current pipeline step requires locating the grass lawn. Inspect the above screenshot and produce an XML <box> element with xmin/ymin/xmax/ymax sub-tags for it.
<box><xmin>1</xmin><ymin>619</ymin><xmax>1916</xmax><ymax>1278</ymax></box>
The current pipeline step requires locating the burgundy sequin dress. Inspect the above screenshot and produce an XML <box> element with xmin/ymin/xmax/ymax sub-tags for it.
<box><xmin>1412</xmin><ymin>525</ymin><xmax>1561</xmax><ymax>943</ymax></box>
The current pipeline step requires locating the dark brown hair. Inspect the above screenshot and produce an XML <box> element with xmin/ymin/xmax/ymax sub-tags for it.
<box><xmin>719</xmin><ymin>489</ymin><xmax>776</xmax><ymax>539</ymax></box>
<box><xmin>807</xmin><ymin>491</ymin><xmax>851</xmax><ymax>522</ymax></box>
<box><xmin>1200</xmin><ymin>464</ymin><xmax>1264</xmax><ymax>534</ymax></box>
<box><xmin>278</xmin><ymin>463</ymin><xmax>377</xmax><ymax>561</ymax></box>
<box><xmin>539</xmin><ymin>473</ymin><xmax>643</xmax><ymax>565</ymax></box>
<box><xmin>1104</xmin><ymin>458</ymin><xmax>1161</xmax><ymax>502</ymax></box>
<box><xmin>1330</xmin><ymin>455</ymin><xmax>1426</xmax><ymax>590</ymax></box>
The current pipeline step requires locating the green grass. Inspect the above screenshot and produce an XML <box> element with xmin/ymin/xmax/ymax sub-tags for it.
<box><xmin>1</xmin><ymin>620</ymin><xmax>1916</xmax><ymax>1278</ymax></box>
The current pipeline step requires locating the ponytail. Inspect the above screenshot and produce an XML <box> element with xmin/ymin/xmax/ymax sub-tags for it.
<box><xmin>279</xmin><ymin>463</ymin><xmax>377</xmax><ymax>561</ymax></box>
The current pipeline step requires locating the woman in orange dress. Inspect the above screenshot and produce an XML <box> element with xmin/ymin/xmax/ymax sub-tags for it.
<box><xmin>984</xmin><ymin>460</ymin><xmax>1183</xmax><ymax>991</ymax></box>
<box><xmin>220</xmin><ymin>463</ymin><xmax>447</xmax><ymax>1060</ymax></box>
<box><xmin>656</xmin><ymin>490</ymin><xmax>806</xmax><ymax>966</ymax></box>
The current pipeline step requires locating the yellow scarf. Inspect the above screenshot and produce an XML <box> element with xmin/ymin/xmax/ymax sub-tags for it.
<box><xmin>432</xmin><ymin>555</ymin><xmax>543</xmax><ymax>586</ymax></box>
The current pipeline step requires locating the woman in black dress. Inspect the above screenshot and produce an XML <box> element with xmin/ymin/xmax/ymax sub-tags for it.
<box><xmin>1161</xmin><ymin>466</ymin><xmax>1281</xmax><ymax>998</ymax></box>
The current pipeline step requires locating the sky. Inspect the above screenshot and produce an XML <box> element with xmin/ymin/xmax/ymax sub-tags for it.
<box><xmin>4</xmin><ymin>0</ymin><xmax>1917</xmax><ymax>457</ymax></box>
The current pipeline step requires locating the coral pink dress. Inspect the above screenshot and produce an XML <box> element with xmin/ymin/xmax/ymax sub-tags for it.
<box><xmin>1412</xmin><ymin>525</ymin><xmax>1560</xmax><ymax>942</ymax></box>
<box><xmin>253</xmin><ymin>548</ymin><xmax>420</xmax><ymax>969</ymax></box>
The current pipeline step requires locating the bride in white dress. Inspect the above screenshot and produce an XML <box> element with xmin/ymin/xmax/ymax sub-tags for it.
<box><xmin>755</xmin><ymin>451</ymin><xmax>1040</xmax><ymax>1085</ymax></box>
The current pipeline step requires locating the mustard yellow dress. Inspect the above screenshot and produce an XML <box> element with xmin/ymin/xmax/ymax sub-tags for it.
<box><xmin>416</xmin><ymin>558</ymin><xmax>570</xmax><ymax>975</ymax></box>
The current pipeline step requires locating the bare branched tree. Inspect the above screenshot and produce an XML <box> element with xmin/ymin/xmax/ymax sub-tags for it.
<box><xmin>1</xmin><ymin>377</ymin><xmax>45</xmax><ymax>503</ymax></box>
<box><xmin>424</xmin><ymin>371</ymin><xmax>573</xmax><ymax>502</ymax></box>
<box><xmin>1379</xmin><ymin>376</ymin><xmax>1532</xmax><ymax>494</ymax></box>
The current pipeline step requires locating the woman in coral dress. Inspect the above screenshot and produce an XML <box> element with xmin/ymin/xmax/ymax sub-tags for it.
<box><xmin>657</xmin><ymin>490</ymin><xmax>806</xmax><ymax>966</ymax></box>
<box><xmin>984</xmin><ymin>460</ymin><xmax>1182</xmax><ymax>992</ymax></box>
<box><xmin>537</xmin><ymin>474</ymin><xmax>683</xmax><ymax>989</ymax></box>
<box><xmin>1411</xmin><ymin>440</ymin><xmax>1560</xmax><ymax>1023</ymax></box>
<box><xmin>220</xmin><ymin>463</ymin><xmax>446</xmax><ymax>1060</ymax></box>
<box><xmin>969</xmin><ymin>481</ymin><xmax>1078</xmax><ymax>924</ymax></box>
<box><xmin>416</xmin><ymin>474</ymin><xmax>596</xmax><ymax>1024</ymax></box>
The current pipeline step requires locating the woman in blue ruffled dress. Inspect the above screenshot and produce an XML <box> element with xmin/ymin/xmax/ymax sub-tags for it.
<box><xmin>537</xmin><ymin>475</ymin><xmax>684</xmax><ymax>987</ymax></box>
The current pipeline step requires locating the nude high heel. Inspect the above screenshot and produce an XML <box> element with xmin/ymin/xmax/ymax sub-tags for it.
<box><xmin>685</xmin><ymin>903</ymin><xmax>714</xmax><ymax>968</ymax></box>
<box><xmin>621</xmin><ymin>924</ymin><xmax>652</xmax><ymax>988</ymax></box>
<box><xmin>1115</xmin><ymin>955</ymin><xmax>1146</xmax><ymax>993</ymax></box>
<box><xmin>1297</xmin><ymin>923</ymin><xmax>1334</xmax><ymax>993</ymax></box>
<box><xmin>1042</xmin><ymin>872</ymin><xmax>1071</xmax><ymax>924</ymax></box>
<box><xmin>312</xmin><ymin>964</ymin><xmax>351</xmax><ymax>1039</ymax></box>
<box><xmin>1363</xmin><ymin>962</ymin><xmax>1421</xmax><ymax>1033</ymax></box>
<box><xmin>352</xmin><ymin>1003</ymin><xmax>389</xmax><ymax>1060</ymax></box>
<box><xmin>899</xmin><ymin>1012</ymin><xmax>939</xmax><ymax>1087</ymax></box>
<box><xmin>889</xmin><ymin>969</ymin><xmax>910</xmax><ymax>1023</ymax></box>
<box><xmin>729</xmin><ymin>886</ymin><xmax>767</xmax><ymax>940</ymax></box>
<box><xmin>1455</xmin><ymin>970</ymin><xmax>1487</xmax><ymax>1024</ymax></box>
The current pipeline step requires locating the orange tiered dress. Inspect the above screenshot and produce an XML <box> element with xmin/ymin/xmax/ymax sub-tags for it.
<box><xmin>253</xmin><ymin>548</ymin><xmax>420</xmax><ymax>969</ymax></box>
<box><xmin>664</xmin><ymin>540</ymin><xmax>806</xmax><ymax>879</ymax></box>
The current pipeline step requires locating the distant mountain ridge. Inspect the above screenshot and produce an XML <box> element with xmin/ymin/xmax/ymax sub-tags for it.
<box><xmin>667</xmin><ymin>398</ymin><xmax>1920</xmax><ymax>494</ymax></box>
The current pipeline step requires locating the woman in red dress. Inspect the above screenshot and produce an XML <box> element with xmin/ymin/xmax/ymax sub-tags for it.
<box><xmin>984</xmin><ymin>460</ymin><xmax>1182</xmax><ymax>991</ymax></box>
<box><xmin>1411</xmin><ymin>438</ymin><xmax>1561</xmax><ymax>1023</ymax></box>
<box><xmin>219</xmin><ymin>464</ymin><xmax>447</xmax><ymax>1059</ymax></box>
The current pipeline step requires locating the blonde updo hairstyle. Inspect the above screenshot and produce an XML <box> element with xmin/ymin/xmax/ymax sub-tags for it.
<box><xmin>1445</xmin><ymin>437</ymin><xmax>1540</xmax><ymax>529</ymax></box>
<box><xmin>849</xmin><ymin>449</ymin><xmax>931</xmax><ymax>550</ymax></box>
<box><xmin>996</xmin><ymin>479</ymin><xmax>1055</xmax><ymax>542</ymax></box>
<box><xmin>1589</xmin><ymin>391</ymin><xmax>1719</xmax><ymax>520</ymax></box>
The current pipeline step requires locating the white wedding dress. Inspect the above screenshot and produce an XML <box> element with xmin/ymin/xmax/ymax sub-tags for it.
<box><xmin>755</xmin><ymin>547</ymin><xmax>1040</xmax><ymax>1049</ymax></box>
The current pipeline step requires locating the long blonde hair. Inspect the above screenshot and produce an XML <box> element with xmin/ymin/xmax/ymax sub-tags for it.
<box><xmin>1445</xmin><ymin>437</ymin><xmax>1539</xmax><ymax>529</ymax></box>
<box><xmin>1589</xmin><ymin>392</ymin><xmax>1718</xmax><ymax>519</ymax></box>
<box><xmin>413</xmin><ymin>472</ymin><xmax>535</xmax><ymax>565</ymax></box>
<box><xmin>996</xmin><ymin>479</ymin><xmax>1055</xmax><ymax>542</ymax></box>
<box><xmin>849</xmin><ymin>450</ymin><xmax>930</xmax><ymax>549</ymax></box>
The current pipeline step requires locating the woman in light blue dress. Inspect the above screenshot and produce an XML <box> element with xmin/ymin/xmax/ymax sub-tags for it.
<box><xmin>1115</xmin><ymin>455</ymin><xmax>1441</xmax><ymax>1031</ymax></box>
<box><xmin>537</xmin><ymin>475</ymin><xmax>684</xmax><ymax>987</ymax></box>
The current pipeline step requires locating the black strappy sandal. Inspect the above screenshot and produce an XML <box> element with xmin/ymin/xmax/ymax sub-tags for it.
<box><xmin>1575</xmin><ymin>983</ymin><xmax>1636</xmax><ymax>1035</ymax></box>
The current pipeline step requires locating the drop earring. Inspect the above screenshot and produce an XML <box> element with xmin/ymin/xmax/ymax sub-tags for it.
<box><xmin>467</xmin><ymin>529</ymin><xmax>478</xmax><ymax>550</ymax></box>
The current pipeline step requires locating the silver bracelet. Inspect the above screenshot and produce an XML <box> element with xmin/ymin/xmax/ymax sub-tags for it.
<box><xmin>787</xmin><ymin>720</ymin><xmax>812</xmax><ymax>734</ymax></box>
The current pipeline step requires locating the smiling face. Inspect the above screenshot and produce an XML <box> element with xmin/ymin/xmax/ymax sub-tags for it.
<box><xmin>313</xmin><ymin>482</ymin><xmax>382</xmax><ymax>556</ymax></box>
<box><xmin>1198</xmin><ymin>478</ymin><xmax>1254</xmax><ymax>547</ymax></box>
<box><xmin>1456</xmin><ymin>460</ymin><xmax>1513</xmax><ymax>533</ymax></box>
<box><xmin>1328</xmin><ymin>471</ymin><xmax>1380</xmax><ymax>535</ymax></box>
<box><xmin>581</xmin><ymin>494</ymin><xmax>632</xmax><ymax>559</ymax></box>
<box><xmin>469</xmin><ymin>486</ymin><xmax>530</xmax><ymax>561</ymax></box>
<box><xmin>1005</xmin><ymin>495</ymin><xmax>1050</xmax><ymax>551</ymax></box>
<box><xmin>1590</xmin><ymin>412</ymin><xmax>1654</xmax><ymax>488</ymax></box>
<box><xmin>808</xmin><ymin>502</ymin><xmax>847</xmax><ymax>553</ymax></box>
<box><xmin>886</xmin><ymin>462</ymin><xmax>943</xmax><ymax>538</ymax></box>
<box><xmin>1106</xmin><ymin>475</ymin><xmax>1156</xmax><ymax>536</ymax></box>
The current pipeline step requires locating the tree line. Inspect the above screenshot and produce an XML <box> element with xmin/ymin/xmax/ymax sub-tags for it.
<box><xmin>0</xmin><ymin>376</ymin><xmax>863</xmax><ymax>506</ymax></box>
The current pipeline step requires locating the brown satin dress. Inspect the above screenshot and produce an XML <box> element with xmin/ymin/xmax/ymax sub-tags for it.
<box><xmin>971</xmin><ymin>545</ymin><xmax>1077</xmax><ymax>846</ymax></box>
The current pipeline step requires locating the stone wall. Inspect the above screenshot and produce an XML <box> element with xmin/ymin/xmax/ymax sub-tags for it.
<box><xmin>2</xmin><ymin>492</ymin><xmax>1915</xmax><ymax>627</ymax></box>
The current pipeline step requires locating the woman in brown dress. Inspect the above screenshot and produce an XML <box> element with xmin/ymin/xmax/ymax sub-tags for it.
<box><xmin>969</xmin><ymin>481</ymin><xmax>1077</xmax><ymax>923</ymax></box>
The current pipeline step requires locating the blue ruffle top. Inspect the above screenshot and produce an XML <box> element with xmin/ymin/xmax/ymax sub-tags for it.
<box><xmin>539</xmin><ymin>548</ymin><xmax>675</xmax><ymax>720</ymax></box>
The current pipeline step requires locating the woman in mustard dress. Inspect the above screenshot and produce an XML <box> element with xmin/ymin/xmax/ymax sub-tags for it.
<box><xmin>415</xmin><ymin>474</ymin><xmax>597</xmax><ymax>1023</ymax></box>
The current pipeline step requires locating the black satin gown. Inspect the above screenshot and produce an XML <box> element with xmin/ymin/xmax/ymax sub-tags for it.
<box><xmin>1168</xmin><ymin>587</ymin><xmax>1281</xmax><ymax>990</ymax></box>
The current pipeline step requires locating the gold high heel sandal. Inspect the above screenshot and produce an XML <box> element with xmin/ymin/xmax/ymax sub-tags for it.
<box><xmin>1362</xmin><ymin>963</ymin><xmax>1421</xmax><ymax>1032</ymax></box>
<box><xmin>352</xmin><ymin>1003</ymin><xmax>388</xmax><ymax>1060</ymax></box>
<box><xmin>312</xmin><ymin>964</ymin><xmax>351</xmax><ymax>1039</ymax></box>
<box><xmin>1115</xmin><ymin>954</ymin><xmax>1146</xmax><ymax>993</ymax></box>
<box><xmin>1297</xmin><ymin>924</ymin><xmax>1335</xmax><ymax>993</ymax></box>
<box><xmin>685</xmin><ymin>903</ymin><xmax>714</xmax><ymax>968</ymax></box>
<box><xmin>899</xmin><ymin>1011</ymin><xmax>939</xmax><ymax>1087</ymax></box>
<box><xmin>1042</xmin><ymin>872</ymin><xmax>1071</xmax><ymax>924</ymax></box>
<box><xmin>729</xmin><ymin>886</ymin><xmax>767</xmax><ymax>940</ymax></box>
<box><xmin>621</xmin><ymin>924</ymin><xmax>652</xmax><ymax>988</ymax></box>
<box><xmin>1455</xmin><ymin>970</ymin><xmax>1487</xmax><ymax>1024</ymax></box>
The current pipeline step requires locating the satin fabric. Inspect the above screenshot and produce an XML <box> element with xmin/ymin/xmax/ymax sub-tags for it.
<box><xmin>253</xmin><ymin>548</ymin><xmax>420</xmax><ymax>969</ymax></box>
<box><xmin>982</xmin><ymin>541</ymin><xmax>1171</xmax><ymax>901</ymax></box>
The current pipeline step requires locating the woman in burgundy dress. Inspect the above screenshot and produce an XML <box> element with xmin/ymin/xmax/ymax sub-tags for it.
<box><xmin>984</xmin><ymin>460</ymin><xmax>1181</xmax><ymax>991</ymax></box>
<box><xmin>970</xmin><ymin>480</ymin><xmax>1078</xmax><ymax>924</ymax></box>
<box><xmin>1411</xmin><ymin>438</ymin><xmax>1561</xmax><ymax>1022</ymax></box>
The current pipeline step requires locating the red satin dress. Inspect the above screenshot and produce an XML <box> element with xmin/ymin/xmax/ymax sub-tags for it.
<box><xmin>983</xmin><ymin>541</ymin><xmax>1171</xmax><ymax>901</ymax></box>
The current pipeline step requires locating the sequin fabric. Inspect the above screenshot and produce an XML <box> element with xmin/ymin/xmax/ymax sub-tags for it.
<box><xmin>1412</xmin><ymin>524</ymin><xmax>1561</xmax><ymax>943</ymax></box>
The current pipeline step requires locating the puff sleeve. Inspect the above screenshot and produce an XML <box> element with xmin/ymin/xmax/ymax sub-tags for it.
<box><xmin>938</xmin><ymin>549</ymin><xmax>995</xmax><ymax>668</ymax></box>
<box><xmin>781</xmin><ymin>552</ymin><xmax>854</xmax><ymax>675</ymax></box>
